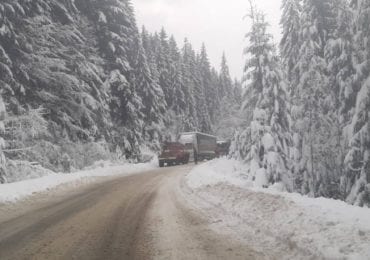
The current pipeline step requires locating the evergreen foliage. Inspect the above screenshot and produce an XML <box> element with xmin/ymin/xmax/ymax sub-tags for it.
<box><xmin>232</xmin><ymin>4</ymin><xmax>292</xmax><ymax>190</ymax></box>
<box><xmin>0</xmin><ymin>0</ymin><xmax>236</xmax><ymax>178</ymax></box>
<box><xmin>231</xmin><ymin>0</ymin><xmax>370</xmax><ymax>206</ymax></box>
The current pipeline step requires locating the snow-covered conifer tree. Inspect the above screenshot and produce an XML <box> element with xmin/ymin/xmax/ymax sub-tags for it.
<box><xmin>342</xmin><ymin>0</ymin><xmax>370</xmax><ymax>206</ymax></box>
<box><xmin>232</xmin><ymin>4</ymin><xmax>292</xmax><ymax>190</ymax></box>
<box><xmin>291</xmin><ymin>0</ymin><xmax>333</xmax><ymax>196</ymax></box>
<box><xmin>168</xmin><ymin>36</ymin><xmax>186</xmax><ymax>116</ymax></box>
<box><xmin>134</xmin><ymin>39</ymin><xmax>166</xmax><ymax>150</ymax></box>
<box><xmin>194</xmin><ymin>51</ymin><xmax>212</xmax><ymax>133</ymax></box>
<box><xmin>157</xmin><ymin>29</ymin><xmax>173</xmax><ymax>108</ymax></box>
<box><xmin>199</xmin><ymin>44</ymin><xmax>218</xmax><ymax>123</ymax></box>
<box><xmin>280</xmin><ymin>0</ymin><xmax>302</xmax><ymax>86</ymax></box>
<box><xmin>181</xmin><ymin>39</ymin><xmax>200</xmax><ymax>131</ymax></box>
<box><xmin>322</xmin><ymin>0</ymin><xmax>355</xmax><ymax>198</ymax></box>
<box><xmin>214</xmin><ymin>54</ymin><xmax>242</xmax><ymax>140</ymax></box>
<box><xmin>0</xmin><ymin>96</ymin><xmax>7</xmax><ymax>184</ymax></box>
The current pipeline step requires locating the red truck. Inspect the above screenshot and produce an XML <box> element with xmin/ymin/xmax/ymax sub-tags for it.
<box><xmin>158</xmin><ymin>142</ymin><xmax>190</xmax><ymax>167</ymax></box>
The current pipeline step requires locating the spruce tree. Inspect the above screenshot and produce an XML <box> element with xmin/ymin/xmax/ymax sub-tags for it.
<box><xmin>232</xmin><ymin>5</ymin><xmax>292</xmax><ymax>190</ymax></box>
<box><xmin>134</xmin><ymin>38</ymin><xmax>166</xmax><ymax>150</ymax></box>
<box><xmin>280</xmin><ymin>0</ymin><xmax>302</xmax><ymax>86</ymax></box>
<box><xmin>292</xmin><ymin>0</ymin><xmax>333</xmax><ymax>196</ymax></box>
<box><xmin>343</xmin><ymin>0</ymin><xmax>370</xmax><ymax>206</ymax></box>
<box><xmin>199</xmin><ymin>44</ymin><xmax>217</xmax><ymax>124</ymax></box>
<box><xmin>157</xmin><ymin>29</ymin><xmax>173</xmax><ymax>108</ymax></box>
<box><xmin>215</xmin><ymin>54</ymin><xmax>241</xmax><ymax>140</ymax></box>
<box><xmin>181</xmin><ymin>39</ymin><xmax>199</xmax><ymax>131</ymax></box>
<box><xmin>94</xmin><ymin>0</ymin><xmax>144</xmax><ymax>156</ymax></box>
<box><xmin>219</xmin><ymin>53</ymin><xmax>234</xmax><ymax>101</ymax></box>
<box><xmin>323</xmin><ymin>0</ymin><xmax>355</xmax><ymax>198</ymax></box>
<box><xmin>168</xmin><ymin>36</ymin><xmax>186</xmax><ymax>115</ymax></box>
<box><xmin>195</xmin><ymin>51</ymin><xmax>212</xmax><ymax>133</ymax></box>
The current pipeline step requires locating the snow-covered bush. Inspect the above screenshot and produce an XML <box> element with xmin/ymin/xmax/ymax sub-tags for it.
<box><xmin>5</xmin><ymin>160</ymin><xmax>54</xmax><ymax>183</ymax></box>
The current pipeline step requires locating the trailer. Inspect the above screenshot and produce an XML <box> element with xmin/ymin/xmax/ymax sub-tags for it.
<box><xmin>178</xmin><ymin>132</ymin><xmax>217</xmax><ymax>161</ymax></box>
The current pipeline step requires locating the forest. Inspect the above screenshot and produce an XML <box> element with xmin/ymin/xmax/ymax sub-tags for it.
<box><xmin>230</xmin><ymin>0</ymin><xmax>370</xmax><ymax>207</ymax></box>
<box><xmin>0</xmin><ymin>0</ymin><xmax>369</xmax><ymax>207</ymax></box>
<box><xmin>0</xmin><ymin>0</ymin><xmax>241</xmax><ymax>181</ymax></box>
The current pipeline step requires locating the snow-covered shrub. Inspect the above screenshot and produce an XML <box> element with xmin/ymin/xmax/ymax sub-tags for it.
<box><xmin>60</xmin><ymin>141</ymin><xmax>110</xmax><ymax>171</ymax></box>
<box><xmin>5</xmin><ymin>160</ymin><xmax>54</xmax><ymax>183</ymax></box>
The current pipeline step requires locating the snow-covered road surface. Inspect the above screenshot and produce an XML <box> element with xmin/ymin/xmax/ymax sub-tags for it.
<box><xmin>0</xmin><ymin>164</ymin><xmax>260</xmax><ymax>260</ymax></box>
<box><xmin>1</xmin><ymin>159</ymin><xmax>369</xmax><ymax>260</ymax></box>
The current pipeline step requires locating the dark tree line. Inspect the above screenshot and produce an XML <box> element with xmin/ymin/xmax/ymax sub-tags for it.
<box><xmin>0</xmin><ymin>0</ymin><xmax>240</xmax><ymax>178</ymax></box>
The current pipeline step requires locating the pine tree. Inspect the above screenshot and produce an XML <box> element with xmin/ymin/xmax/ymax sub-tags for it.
<box><xmin>168</xmin><ymin>36</ymin><xmax>186</xmax><ymax>115</ymax></box>
<box><xmin>195</xmin><ymin>51</ymin><xmax>212</xmax><ymax>133</ymax></box>
<box><xmin>323</xmin><ymin>0</ymin><xmax>355</xmax><ymax>198</ymax></box>
<box><xmin>181</xmin><ymin>39</ymin><xmax>199</xmax><ymax>131</ymax></box>
<box><xmin>199</xmin><ymin>44</ymin><xmax>217</xmax><ymax>124</ymax></box>
<box><xmin>343</xmin><ymin>0</ymin><xmax>370</xmax><ymax>206</ymax></box>
<box><xmin>0</xmin><ymin>95</ymin><xmax>7</xmax><ymax>184</ymax></box>
<box><xmin>214</xmin><ymin>54</ymin><xmax>242</xmax><ymax>140</ymax></box>
<box><xmin>280</xmin><ymin>0</ymin><xmax>302</xmax><ymax>86</ymax></box>
<box><xmin>134</xmin><ymin>38</ymin><xmax>166</xmax><ymax>150</ymax></box>
<box><xmin>232</xmin><ymin>5</ymin><xmax>292</xmax><ymax>190</ymax></box>
<box><xmin>219</xmin><ymin>53</ymin><xmax>234</xmax><ymax>101</ymax></box>
<box><xmin>157</xmin><ymin>29</ymin><xmax>173</xmax><ymax>108</ymax></box>
<box><xmin>94</xmin><ymin>0</ymin><xmax>144</xmax><ymax>156</ymax></box>
<box><xmin>291</xmin><ymin>0</ymin><xmax>333</xmax><ymax>196</ymax></box>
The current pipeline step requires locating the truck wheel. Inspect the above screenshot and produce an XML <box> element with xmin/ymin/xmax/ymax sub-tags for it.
<box><xmin>159</xmin><ymin>161</ymin><xmax>164</xmax><ymax>167</ymax></box>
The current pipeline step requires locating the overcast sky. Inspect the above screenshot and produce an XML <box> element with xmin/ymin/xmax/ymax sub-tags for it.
<box><xmin>133</xmin><ymin>0</ymin><xmax>282</xmax><ymax>80</ymax></box>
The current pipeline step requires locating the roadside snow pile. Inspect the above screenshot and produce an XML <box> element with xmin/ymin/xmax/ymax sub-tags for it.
<box><xmin>184</xmin><ymin>158</ymin><xmax>370</xmax><ymax>260</ymax></box>
<box><xmin>186</xmin><ymin>158</ymin><xmax>250</xmax><ymax>189</ymax></box>
<box><xmin>0</xmin><ymin>160</ymin><xmax>157</xmax><ymax>203</ymax></box>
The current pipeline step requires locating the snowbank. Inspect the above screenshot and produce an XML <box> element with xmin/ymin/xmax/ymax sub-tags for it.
<box><xmin>186</xmin><ymin>158</ymin><xmax>250</xmax><ymax>189</ymax></box>
<box><xmin>0</xmin><ymin>160</ymin><xmax>157</xmax><ymax>203</ymax></box>
<box><xmin>184</xmin><ymin>158</ymin><xmax>370</xmax><ymax>259</ymax></box>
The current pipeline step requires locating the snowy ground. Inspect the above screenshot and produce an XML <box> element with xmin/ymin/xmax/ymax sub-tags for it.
<box><xmin>0</xmin><ymin>160</ymin><xmax>157</xmax><ymax>203</ymax></box>
<box><xmin>182</xmin><ymin>158</ymin><xmax>370</xmax><ymax>260</ymax></box>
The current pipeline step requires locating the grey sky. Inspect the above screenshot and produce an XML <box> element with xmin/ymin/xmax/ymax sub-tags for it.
<box><xmin>133</xmin><ymin>0</ymin><xmax>282</xmax><ymax>79</ymax></box>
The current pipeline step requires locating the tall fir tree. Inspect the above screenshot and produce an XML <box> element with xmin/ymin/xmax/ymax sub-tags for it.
<box><xmin>323</xmin><ymin>0</ymin><xmax>355</xmax><ymax>198</ymax></box>
<box><xmin>214</xmin><ymin>54</ymin><xmax>242</xmax><ymax>140</ymax></box>
<box><xmin>291</xmin><ymin>0</ymin><xmax>333</xmax><ymax>196</ymax></box>
<box><xmin>343</xmin><ymin>0</ymin><xmax>370</xmax><ymax>206</ymax></box>
<box><xmin>181</xmin><ymin>39</ymin><xmax>199</xmax><ymax>131</ymax></box>
<box><xmin>199</xmin><ymin>44</ymin><xmax>217</xmax><ymax>125</ymax></box>
<box><xmin>168</xmin><ymin>36</ymin><xmax>186</xmax><ymax>115</ymax></box>
<box><xmin>280</xmin><ymin>0</ymin><xmax>302</xmax><ymax>86</ymax></box>
<box><xmin>95</xmin><ymin>0</ymin><xmax>144</xmax><ymax>156</ymax></box>
<box><xmin>134</xmin><ymin>38</ymin><xmax>166</xmax><ymax>150</ymax></box>
<box><xmin>195</xmin><ymin>51</ymin><xmax>212</xmax><ymax>133</ymax></box>
<box><xmin>232</xmin><ymin>5</ymin><xmax>292</xmax><ymax>190</ymax></box>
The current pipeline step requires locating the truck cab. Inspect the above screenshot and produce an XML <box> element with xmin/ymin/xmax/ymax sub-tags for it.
<box><xmin>158</xmin><ymin>142</ymin><xmax>190</xmax><ymax>167</ymax></box>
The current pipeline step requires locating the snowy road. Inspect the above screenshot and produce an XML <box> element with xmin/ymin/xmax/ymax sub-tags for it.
<box><xmin>0</xmin><ymin>164</ymin><xmax>260</xmax><ymax>260</ymax></box>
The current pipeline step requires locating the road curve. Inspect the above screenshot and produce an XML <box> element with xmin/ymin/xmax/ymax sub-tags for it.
<box><xmin>0</xmin><ymin>164</ymin><xmax>260</xmax><ymax>260</ymax></box>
